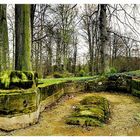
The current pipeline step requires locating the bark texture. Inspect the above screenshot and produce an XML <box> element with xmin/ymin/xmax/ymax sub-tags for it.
<box><xmin>0</xmin><ymin>4</ymin><xmax>9</xmax><ymax>71</ymax></box>
<box><xmin>15</xmin><ymin>4</ymin><xmax>32</xmax><ymax>71</ymax></box>
<box><xmin>99</xmin><ymin>4</ymin><xmax>109</xmax><ymax>74</ymax></box>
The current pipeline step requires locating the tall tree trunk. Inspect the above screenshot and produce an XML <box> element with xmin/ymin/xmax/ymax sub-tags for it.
<box><xmin>72</xmin><ymin>36</ymin><xmax>77</xmax><ymax>75</ymax></box>
<box><xmin>30</xmin><ymin>4</ymin><xmax>36</xmax><ymax>65</ymax></box>
<box><xmin>47</xmin><ymin>37</ymin><xmax>52</xmax><ymax>75</ymax></box>
<box><xmin>12</xmin><ymin>28</ymin><xmax>15</xmax><ymax>70</ymax></box>
<box><xmin>87</xmin><ymin>22</ymin><xmax>93</xmax><ymax>75</ymax></box>
<box><xmin>0</xmin><ymin>4</ymin><xmax>9</xmax><ymax>71</ymax></box>
<box><xmin>112</xmin><ymin>33</ymin><xmax>117</xmax><ymax>66</ymax></box>
<box><xmin>99</xmin><ymin>4</ymin><xmax>109</xmax><ymax>74</ymax></box>
<box><xmin>30</xmin><ymin>4</ymin><xmax>36</xmax><ymax>44</ymax></box>
<box><xmin>15</xmin><ymin>4</ymin><xmax>32</xmax><ymax>71</ymax></box>
<box><xmin>56</xmin><ymin>30</ymin><xmax>62</xmax><ymax>72</ymax></box>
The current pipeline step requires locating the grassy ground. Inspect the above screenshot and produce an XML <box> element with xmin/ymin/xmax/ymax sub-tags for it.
<box><xmin>38</xmin><ymin>76</ymin><xmax>95</xmax><ymax>87</ymax></box>
<box><xmin>38</xmin><ymin>69</ymin><xmax>140</xmax><ymax>87</ymax></box>
<box><xmin>1</xmin><ymin>92</ymin><xmax>140</xmax><ymax>136</ymax></box>
<box><xmin>125</xmin><ymin>70</ymin><xmax>140</xmax><ymax>77</ymax></box>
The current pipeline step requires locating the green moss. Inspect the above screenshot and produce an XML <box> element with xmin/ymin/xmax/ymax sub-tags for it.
<box><xmin>0</xmin><ymin>71</ymin><xmax>11</xmax><ymax>88</ymax></box>
<box><xmin>21</xmin><ymin>4</ymin><xmax>32</xmax><ymax>71</ymax></box>
<box><xmin>0</xmin><ymin>71</ymin><xmax>37</xmax><ymax>89</ymax></box>
<box><xmin>66</xmin><ymin>95</ymin><xmax>110</xmax><ymax>127</ymax></box>
<box><xmin>39</xmin><ymin>83</ymin><xmax>64</xmax><ymax>101</ymax></box>
<box><xmin>106</xmin><ymin>73</ymin><xmax>132</xmax><ymax>92</ymax></box>
<box><xmin>132</xmin><ymin>79</ymin><xmax>140</xmax><ymax>91</ymax></box>
<box><xmin>85</xmin><ymin>76</ymin><xmax>108</xmax><ymax>92</ymax></box>
<box><xmin>73</xmin><ymin>107</ymin><xmax>105</xmax><ymax>121</ymax></box>
<box><xmin>0</xmin><ymin>88</ymin><xmax>39</xmax><ymax>116</ymax></box>
<box><xmin>80</xmin><ymin>96</ymin><xmax>109</xmax><ymax>111</ymax></box>
<box><xmin>75</xmin><ymin>104</ymin><xmax>104</xmax><ymax>112</ymax></box>
<box><xmin>66</xmin><ymin>117</ymin><xmax>102</xmax><ymax>127</ymax></box>
<box><xmin>126</xmin><ymin>70</ymin><xmax>140</xmax><ymax>77</ymax></box>
<box><xmin>132</xmin><ymin>88</ymin><xmax>140</xmax><ymax>97</ymax></box>
<box><xmin>38</xmin><ymin>76</ymin><xmax>95</xmax><ymax>87</ymax></box>
<box><xmin>12</xmin><ymin>76</ymin><xmax>21</xmax><ymax>83</ymax></box>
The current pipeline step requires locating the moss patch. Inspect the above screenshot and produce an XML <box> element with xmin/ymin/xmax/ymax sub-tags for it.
<box><xmin>66</xmin><ymin>95</ymin><xmax>110</xmax><ymax>127</ymax></box>
<box><xmin>0</xmin><ymin>71</ymin><xmax>38</xmax><ymax>89</ymax></box>
<box><xmin>0</xmin><ymin>88</ymin><xmax>39</xmax><ymax>116</ymax></box>
<box><xmin>66</xmin><ymin>117</ymin><xmax>102</xmax><ymax>126</ymax></box>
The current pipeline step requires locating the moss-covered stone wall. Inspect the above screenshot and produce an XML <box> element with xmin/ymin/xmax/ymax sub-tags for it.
<box><xmin>38</xmin><ymin>83</ymin><xmax>64</xmax><ymax>101</ymax></box>
<box><xmin>106</xmin><ymin>73</ymin><xmax>132</xmax><ymax>93</ymax></box>
<box><xmin>0</xmin><ymin>87</ymin><xmax>40</xmax><ymax>131</ymax></box>
<box><xmin>131</xmin><ymin>79</ymin><xmax>140</xmax><ymax>97</ymax></box>
<box><xmin>0</xmin><ymin>89</ymin><xmax>40</xmax><ymax>116</ymax></box>
<box><xmin>85</xmin><ymin>76</ymin><xmax>108</xmax><ymax>92</ymax></box>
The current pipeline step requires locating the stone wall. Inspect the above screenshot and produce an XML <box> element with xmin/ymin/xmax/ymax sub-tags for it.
<box><xmin>0</xmin><ymin>71</ymin><xmax>39</xmax><ymax>131</ymax></box>
<box><xmin>106</xmin><ymin>73</ymin><xmax>132</xmax><ymax>93</ymax></box>
<box><xmin>0</xmin><ymin>88</ymin><xmax>40</xmax><ymax>131</ymax></box>
<box><xmin>131</xmin><ymin>79</ymin><xmax>140</xmax><ymax>97</ymax></box>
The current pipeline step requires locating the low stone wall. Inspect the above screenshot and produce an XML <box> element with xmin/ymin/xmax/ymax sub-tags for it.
<box><xmin>85</xmin><ymin>76</ymin><xmax>108</xmax><ymax>92</ymax></box>
<box><xmin>64</xmin><ymin>81</ymin><xmax>85</xmax><ymax>94</ymax></box>
<box><xmin>131</xmin><ymin>79</ymin><xmax>140</xmax><ymax>97</ymax></box>
<box><xmin>39</xmin><ymin>84</ymin><xmax>64</xmax><ymax>112</ymax></box>
<box><xmin>106</xmin><ymin>73</ymin><xmax>132</xmax><ymax>93</ymax></box>
<box><xmin>39</xmin><ymin>83</ymin><xmax>64</xmax><ymax>101</ymax></box>
<box><xmin>38</xmin><ymin>81</ymin><xmax>85</xmax><ymax>112</ymax></box>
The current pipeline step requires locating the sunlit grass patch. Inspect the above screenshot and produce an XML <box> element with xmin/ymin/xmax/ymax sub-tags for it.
<box><xmin>38</xmin><ymin>76</ymin><xmax>95</xmax><ymax>87</ymax></box>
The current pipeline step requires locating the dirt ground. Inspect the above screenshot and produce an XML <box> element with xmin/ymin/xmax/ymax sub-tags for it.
<box><xmin>1</xmin><ymin>92</ymin><xmax>140</xmax><ymax>136</ymax></box>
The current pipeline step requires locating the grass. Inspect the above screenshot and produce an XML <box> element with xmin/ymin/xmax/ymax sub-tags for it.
<box><xmin>125</xmin><ymin>70</ymin><xmax>140</xmax><ymax>77</ymax></box>
<box><xmin>38</xmin><ymin>76</ymin><xmax>95</xmax><ymax>87</ymax></box>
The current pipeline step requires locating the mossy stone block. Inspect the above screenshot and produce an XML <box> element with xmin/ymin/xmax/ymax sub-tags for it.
<box><xmin>0</xmin><ymin>88</ymin><xmax>40</xmax><ymax>116</ymax></box>
<box><xmin>66</xmin><ymin>117</ymin><xmax>102</xmax><ymax>126</ymax></box>
<box><xmin>0</xmin><ymin>71</ymin><xmax>38</xmax><ymax>89</ymax></box>
<box><xmin>66</xmin><ymin>95</ymin><xmax>110</xmax><ymax>127</ymax></box>
<box><xmin>132</xmin><ymin>88</ymin><xmax>140</xmax><ymax>97</ymax></box>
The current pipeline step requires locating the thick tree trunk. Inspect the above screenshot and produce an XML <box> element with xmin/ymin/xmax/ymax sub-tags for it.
<box><xmin>15</xmin><ymin>4</ymin><xmax>32</xmax><ymax>71</ymax></box>
<box><xmin>99</xmin><ymin>4</ymin><xmax>109</xmax><ymax>74</ymax></box>
<box><xmin>0</xmin><ymin>4</ymin><xmax>9</xmax><ymax>71</ymax></box>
